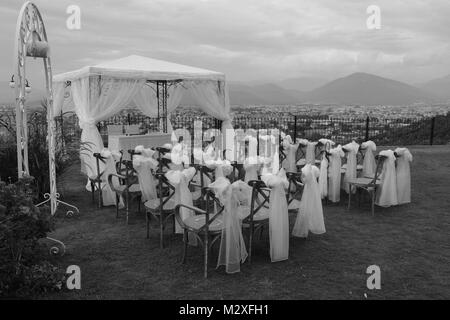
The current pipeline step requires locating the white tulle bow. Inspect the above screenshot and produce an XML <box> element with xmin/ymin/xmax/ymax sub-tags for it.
<box><xmin>261</xmin><ymin>168</ymin><xmax>289</xmax><ymax>262</ymax></box>
<box><xmin>209</xmin><ymin>177</ymin><xmax>248</xmax><ymax>274</ymax></box>
<box><xmin>165</xmin><ymin>167</ymin><xmax>197</xmax><ymax>244</ymax></box>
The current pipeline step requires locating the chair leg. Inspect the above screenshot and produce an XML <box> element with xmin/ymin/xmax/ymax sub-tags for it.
<box><xmin>159</xmin><ymin>215</ymin><xmax>164</xmax><ymax>249</ymax></box>
<box><xmin>248</xmin><ymin>223</ymin><xmax>254</xmax><ymax>264</ymax></box>
<box><xmin>371</xmin><ymin>190</ymin><xmax>375</xmax><ymax>216</ymax></box>
<box><xmin>138</xmin><ymin>197</ymin><xmax>141</xmax><ymax>214</ymax></box>
<box><xmin>348</xmin><ymin>188</ymin><xmax>351</xmax><ymax>210</ymax></box>
<box><xmin>91</xmin><ymin>182</ymin><xmax>95</xmax><ymax>204</ymax></box>
<box><xmin>125</xmin><ymin>191</ymin><xmax>129</xmax><ymax>225</ymax></box>
<box><xmin>204</xmin><ymin>233</ymin><xmax>209</xmax><ymax>279</ymax></box>
<box><xmin>97</xmin><ymin>181</ymin><xmax>102</xmax><ymax>209</ymax></box>
<box><xmin>146</xmin><ymin>212</ymin><xmax>150</xmax><ymax>239</ymax></box>
<box><xmin>182</xmin><ymin>230</ymin><xmax>188</xmax><ymax>264</ymax></box>
<box><xmin>358</xmin><ymin>188</ymin><xmax>362</xmax><ymax>207</ymax></box>
<box><xmin>115</xmin><ymin>194</ymin><xmax>119</xmax><ymax>219</ymax></box>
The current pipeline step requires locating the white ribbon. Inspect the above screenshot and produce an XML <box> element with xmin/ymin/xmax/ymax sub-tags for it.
<box><xmin>282</xmin><ymin>135</ymin><xmax>298</xmax><ymax>173</ymax></box>
<box><xmin>343</xmin><ymin>141</ymin><xmax>360</xmax><ymax>194</ymax></box>
<box><xmin>361</xmin><ymin>140</ymin><xmax>377</xmax><ymax>177</ymax></box>
<box><xmin>261</xmin><ymin>168</ymin><xmax>289</xmax><ymax>262</ymax></box>
<box><xmin>99</xmin><ymin>148</ymin><xmax>124</xmax><ymax>207</ymax></box>
<box><xmin>209</xmin><ymin>177</ymin><xmax>248</xmax><ymax>274</ymax></box>
<box><xmin>133</xmin><ymin>154</ymin><xmax>158</xmax><ymax>202</ymax></box>
<box><xmin>165</xmin><ymin>167</ymin><xmax>197</xmax><ymax>239</ymax></box>
<box><xmin>292</xmin><ymin>164</ymin><xmax>325</xmax><ymax>238</ymax></box>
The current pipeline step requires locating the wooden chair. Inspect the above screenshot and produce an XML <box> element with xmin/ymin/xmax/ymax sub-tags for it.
<box><xmin>347</xmin><ymin>154</ymin><xmax>387</xmax><ymax>216</ymax></box>
<box><xmin>356</xmin><ymin>145</ymin><xmax>365</xmax><ymax>174</ymax></box>
<box><xmin>108</xmin><ymin>158</ymin><xmax>141</xmax><ymax>224</ymax></box>
<box><xmin>144</xmin><ymin>172</ymin><xmax>177</xmax><ymax>249</ymax></box>
<box><xmin>174</xmin><ymin>188</ymin><xmax>224</xmax><ymax>278</ymax></box>
<box><xmin>191</xmin><ymin>164</ymin><xmax>215</xmax><ymax>209</ymax></box>
<box><xmin>242</xmin><ymin>180</ymin><xmax>271</xmax><ymax>263</ymax></box>
<box><xmin>286</xmin><ymin>171</ymin><xmax>304</xmax><ymax>212</ymax></box>
<box><xmin>89</xmin><ymin>153</ymin><xmax>107</xmax><ymax>208</ymax></box>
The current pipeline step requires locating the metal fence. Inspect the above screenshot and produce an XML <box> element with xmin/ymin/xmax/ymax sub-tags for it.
<box><xmin>94</xmin><ymin>112</ymin><xmax>450</xmax><ymax>146</ymax></box>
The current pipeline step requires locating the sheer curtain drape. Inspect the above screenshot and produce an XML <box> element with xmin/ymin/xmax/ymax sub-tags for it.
<box><xmin>132</xmin><ymin>83</ymin><xmax>186</xmax><ymax>134</ymax></box>
<box><xmin>188</xmin><ymin>80</ymin><xmax>235</xmax><ymax>160</ymax></box>
<box><xmin>71</xmin><ymin>77</ymin><xmax>143</xmax><ymax>178</ymax></box>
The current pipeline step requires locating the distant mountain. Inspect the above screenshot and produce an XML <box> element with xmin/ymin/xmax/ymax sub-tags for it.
<box><xmin>304</xmin><ymin>72</ymin><xmax>435</xmax><ymax>105</ymax></box>
<box><xmin>228</xmin><ymin>82</ymin><xmax>303</xmax><ymax>105</ymax></box>
<box><xmin>277</xmin><ymin>77</ymin><xmax>329</xmax><ymax>92</ymax></box>
<box><xmin>419</xmin><ymin>75</ymin><xmax>450</xmax><ymax>100</ymax></box>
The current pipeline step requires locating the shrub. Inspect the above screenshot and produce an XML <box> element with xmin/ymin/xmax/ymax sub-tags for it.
<box><xmin>0</xmin><ymin>176</ymin><xmax>65</xmax><ymax>298</ymax></box>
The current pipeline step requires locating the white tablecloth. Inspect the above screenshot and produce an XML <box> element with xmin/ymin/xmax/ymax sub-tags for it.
<box><xmin>108</xmin><ymin>133</ymin><xmax>171</xmax><ymax>159</ymax></box>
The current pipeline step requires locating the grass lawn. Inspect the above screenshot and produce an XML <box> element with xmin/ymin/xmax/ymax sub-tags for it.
<box><xmin>44</xmin><ymin>145</ymin><xmax>450</xmax><ymax>299</ymax></box>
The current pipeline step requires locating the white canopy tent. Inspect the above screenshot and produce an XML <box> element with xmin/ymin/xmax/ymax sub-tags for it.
<box><xmin>52</xmin><ymin>55</ymin><xmax>234</xmax><ymax>178</ymax></box>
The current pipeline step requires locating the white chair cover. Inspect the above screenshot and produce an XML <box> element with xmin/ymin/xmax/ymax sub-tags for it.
<box><xmin>170</xmin><ymin>142</ymin><xmax>190</xmax><ymax>170</ymax></box>
<box><xmin>328</xmin><ymin>145</ymin><xmax>345</xmax><ymax>203</ymax></box>
<box><xmin>206</xmin><ymin>156</ymin><xmax>233</xmax><ymax>179</ymax></box>
<box><xmin>132</xmin><ymin>150</ymin><xmax>158</xmax><ymax>202</ymax></box>
<box><xmin>376</xmin><ymin>150</ymin><xmax>398</xmax><ymax>207</ymax></box>
<box><xmin>259</xmin><ymin>134</ymin><xmax>277</xmax><ymax>159</ymax></box>
<box><xmin>395</xmin><ymin>147</ymin><xmax>413</xmax><ymax>205</ymax></box>
<box><xmin>319</xmin><ymin>155</ymin><xmax>328</xmax><ymax>199</ymax></box>
<box><xmin>343</xmin><ymin>141</ymin><xmax>360</xmax><ymax>194</ymax></box>
<box><xmin>282</xmin><ymin>135</ymin><xmax>298</xmax><ymax>173</ymax></box>
<box><xmin>305</xmin><ymin>141</ymin><xmax>318</xmax><ymax>165</ymax></box>
<box><xmin>361</xmin><ymin>140</ymin><xmax>377</xmax><ymax>177</ymax></box>
<box><xmin>261</xmin><ymin>168</ymin><xmax>289</xmax><ymax>262</ymax></box>
<box><xmin>318</xmin><ymin>138</ymin><xmax>335</xmax><ymax>148</ymax></box>
<box><xmin>165</xmin><ymin>167</ymin><xmax>197</xmax><ymax>240</ymax></box>
<box><xmin>99</xmin><ymin>148</ymin><xmax>123</xmax><ymax>207</ymax></box>
<box><xmin>209</xmin><ymin>177</ymin><xmax>248</xmax><ymax>274</ymax></box>
<box><xmin>292</xmin><ymin>164</ymin><xmax>326</xmax><ymax>238</ymax></box>
<box><xmin>243</xmin><ymin>157</ymin><xmax>261</xmax><ymax>183</ymax></box>
<box><xmin>135</xmin><ymin>145</ymin><xmax>157</xmax><ymax>159</ymax></box>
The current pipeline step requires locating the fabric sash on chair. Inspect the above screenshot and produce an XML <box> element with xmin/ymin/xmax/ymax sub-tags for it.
<box><xmin>343</xmin><ymin>141</ymin><xmax>360</xmax><ymax>194</ymax></box>
<box><xmin>394</xmin><ymin>147</ymin><xmax>412</xmax><ymax>205</ymax></box>
<box><xmin>361</xmin><ymin>140</ymin><xmax>377</xmax><ymax>177</ymax></box>
<box><xmin>261</xmin><ymin>168</ymin><xmax>289</xmax><ymax>262</ymax></box>
<box><xmin>132</xmin><ymin>153</ymin><xmax>158</xmax><ymax>202</ymax></box>
<box><xmin>376</xmin><ymin>150</ymin><xmax>398</xmax><ymax>207</ymax></box>
<box><xmin>319</xmin><ymin>155</ymin><xmax>328</xmax><ymax>199</ymax></box>
<box><xmin>209</xmin><ymin>177</ymin><xmax>248</xmax><ymax>274</ymax></box>
<box><xmin>165</xmin><ymin>167</ymin><xmax>197</xmax><ymax>244</ymax></box>
<box><xmin>282</xmin><ymin>135</ymin><xmax>298</xmax><ymax>173</ymax></box>
<box><xmin>100</xmin><ymin>148</ymin><xmax>123</xmax><ymax>207</ymax></box>
<box><xmin>305</xmin><ymin>141</ymin><xmax>317</xmax><ymax>165</ymax></box>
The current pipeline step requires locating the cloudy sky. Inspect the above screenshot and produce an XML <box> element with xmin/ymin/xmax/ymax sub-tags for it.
<box><xmin>1</xmin><ymin>0</ymin><xmax>450</xmax><ymax>89</ymax></box>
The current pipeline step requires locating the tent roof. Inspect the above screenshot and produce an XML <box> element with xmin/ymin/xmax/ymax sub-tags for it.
<box><xmin>53</xmin><ymin>55</ymin><xmax>225</xmax><ymax>83</ymax></box>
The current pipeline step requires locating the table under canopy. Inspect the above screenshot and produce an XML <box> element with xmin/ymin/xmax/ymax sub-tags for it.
<box><xmin>52</xmin><ymin>55</ymin><xmax>234</xmax><ymax>178</ymax></box>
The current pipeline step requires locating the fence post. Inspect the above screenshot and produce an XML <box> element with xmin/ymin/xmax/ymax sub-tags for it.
<box><xmin>430</xmin><ymin>117</ymin><xmax>435</xmax><ymax>146</ymax></box>
<box><xmin>365</xmin><ymin>116</ymin><xmax>370</xmax><ymax>141</ymax></box>
<box><xmin>127</xmin><ymin>113</ymin><xmax>131</xmax><ymax>125</ymax></box>
<box><xmin>293</xmin><ymin>115</ymin><xmax>297</xmax><ymax>141</ymax></box>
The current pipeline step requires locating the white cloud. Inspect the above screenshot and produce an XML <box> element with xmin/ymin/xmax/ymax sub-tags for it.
<box><xmin>1</xmin><ymin>0</ymin><xmax>450</xmax><ymax>85</ymax></box>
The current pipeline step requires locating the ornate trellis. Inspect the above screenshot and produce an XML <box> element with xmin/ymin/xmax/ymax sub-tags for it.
<box><xmin>12</xmin><ymin>2</ymin><xmax>78</xmax><ymax>255</ymax></box>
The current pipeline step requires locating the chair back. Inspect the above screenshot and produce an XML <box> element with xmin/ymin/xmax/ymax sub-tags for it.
<box><xmin>116</xmin><ymin>158</ymin><xmax>138</xmax><ymax>186</ymax></box>
<box><xmin>357</xmin><ymin>146</ymin><xmax>365</xmax><ymax>166</ymax></box>
<box><xmin>92</xmin><ymin>152</ymin><xmax>107</xmax><ymax>179</ymax></box>
<box><xmin>372</xmin><ymin>155</ymin><xmax>387</xmax><ymax>185</ymax></box>
<box><xmin>296</xmin><ymin>143</ymin><xmax>306</xmax><ymax>162</ymax></box>
<box><xmin>245</xmin><ymin>180</ymin><xmax>270</xmax><ymax>224</ymax></box>
<box><xmin>154</xmin><ymin>172</ymin><xmax>176</xmax><ymax>208</ymax></box>
<box><xmin>286</xmin><ymin>172</ymin><xmax>304</xmax><ymax>204</ymax></box>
